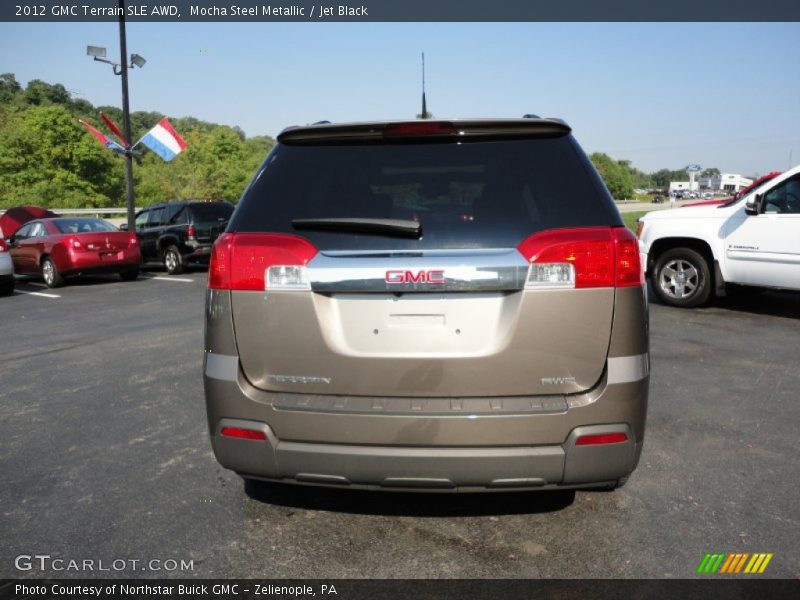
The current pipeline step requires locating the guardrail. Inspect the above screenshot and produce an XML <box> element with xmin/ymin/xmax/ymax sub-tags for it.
<box><xmin>0</xmin><ymin>207</ymin><xmax>135</xmax><ymax>217</ymax></box>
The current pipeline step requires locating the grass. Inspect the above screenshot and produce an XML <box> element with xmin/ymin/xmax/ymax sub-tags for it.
<box><xmin>622</xmin><ymin>210</ymin><xmax>647</xmax><ymax>231</ymax></box>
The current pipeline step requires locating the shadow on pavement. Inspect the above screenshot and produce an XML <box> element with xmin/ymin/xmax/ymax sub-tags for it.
<box><xmin>244</xmin><ymin>479</ymin><xmax>576</xmax><ymax>517</ymax></box>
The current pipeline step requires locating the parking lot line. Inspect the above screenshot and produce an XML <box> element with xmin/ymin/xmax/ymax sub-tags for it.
<box><xmin>14</xmin><ymin>289</ymin><xmax>60</xmax><ymax>298</ymax></box>
<box><xmin>143</xmin><ymin>276</ymin><xmax>196</xmax><ymax>283</ymax></box>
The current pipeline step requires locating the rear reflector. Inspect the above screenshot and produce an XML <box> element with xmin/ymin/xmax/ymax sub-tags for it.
<box><xmin>220</xmin><ymin>426</ymin><xmax>267</xmax><ymax>441</ymax></box>
<box><xmin>208</xmin><ymin>233</ymin><xmax>318</xmax><ymax>291</ymax></box>
<box><xmin>575</xmin><ymin>432</ymin><xmax>628</xmax><ymax>446</ymax></box>
<box><xmin>517</xmin><ymin>226</ymin><xmax>642</xmax><ymax>289</ymax></box>
<box><xmin>383</xmin><ymin>121</ymin><xmax>458</xmax><ymax>137</ymax></box>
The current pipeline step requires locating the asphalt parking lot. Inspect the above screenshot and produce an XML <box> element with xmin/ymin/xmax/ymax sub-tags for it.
<box><xmin>1</xmin><ymin>271</ymin><xmax>798</xmax><ymax>579</ymax></box>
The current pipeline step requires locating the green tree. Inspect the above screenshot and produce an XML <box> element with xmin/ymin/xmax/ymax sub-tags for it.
<box><xmin>590</xmin><ymin>153</ymin><xmax>635</xmax><ymax>199</ymax></box>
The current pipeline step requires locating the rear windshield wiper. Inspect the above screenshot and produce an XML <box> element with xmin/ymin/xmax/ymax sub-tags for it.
<box><xmin>291</xmin><ymin>218</ymin><xmax>421</xmax><ymax>238</ymax></box>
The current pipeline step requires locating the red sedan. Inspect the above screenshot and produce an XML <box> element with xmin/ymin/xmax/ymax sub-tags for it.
<box><xmin>6</xmin><ymin>217</ymin><xmax>142</xmax><ymax>288</ymax></box>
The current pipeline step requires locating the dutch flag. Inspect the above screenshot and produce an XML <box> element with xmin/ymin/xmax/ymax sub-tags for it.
<box><xmin>139</xmin><ymin>117</ymin><xmax>188</xmax><ymax>162</ymax></box>
<box><xmin>79</xmin><ymin>119</ymin><xmax>126</xmax><ymax>155</ymax></box>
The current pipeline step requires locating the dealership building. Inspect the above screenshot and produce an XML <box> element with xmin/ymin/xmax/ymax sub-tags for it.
<box><xmin>697</xmin><ymin>173</ymin><xmax>753</xmax><ymax>192</ymax></box>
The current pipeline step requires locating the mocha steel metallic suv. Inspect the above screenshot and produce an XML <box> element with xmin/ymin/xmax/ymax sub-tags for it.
<box><xmin>204</xmin><ymin>118</ymin><xmax>649</xmax><ymax>492</ymax></box>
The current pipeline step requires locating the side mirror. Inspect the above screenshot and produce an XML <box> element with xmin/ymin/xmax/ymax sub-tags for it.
<box><xmin>118</xmin><ymin>223</ymin><xmax>128</xmax><ymax>231</ymax></box>
<box><xmin>744</xmin><ymin>193</ymin><xmax>763</xmax><ymax>215</ymax></box>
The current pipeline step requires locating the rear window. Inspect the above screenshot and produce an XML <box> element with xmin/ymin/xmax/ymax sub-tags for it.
<box><xmin>53</xmin><ymin>218</ymin><xmax>117</xmax><ymax>234</ymax></box>
<box><xmin>189</xmin><ymin>202</ymin><xmax>234</xmax><ymax>222</ymax></box>
<box><xmin>230</xmin><ymin>136</ymin><xmax>620</xmax><ymax>250</ymax></box>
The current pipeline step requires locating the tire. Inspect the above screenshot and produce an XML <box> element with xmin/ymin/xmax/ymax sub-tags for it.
<box><xmin>652</xmin><ymin>247</ymin><xmax>711</xmax><ymax>308</ymax></box>
<box><xmin>0</xmin><ymin>279</ymin><xmax>14</xmax><ymax>296</ymax></box>
<box><xmin>120</xmin><ymin>268</ymin><xmax>139</xmax><ymax>281</ymax></box>
<box><xmin>162</xmin><ymin>245</ymin><xmax>184</xmax><ymax>275</ymax></box>
<box><xmin>41</xmin><ymin>257</ymin><xmax>64</xmax><ymax>288</ymax></box>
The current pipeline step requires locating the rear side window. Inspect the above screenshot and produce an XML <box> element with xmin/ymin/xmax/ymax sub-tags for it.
<box><xmin>230</xmin><ymin>136</ymin><xmax>620</xmax><ymax>250</ymax></box>
<box><xmin>52</xmin><ymin>218</ymin><xmax>116</xmax><ymax>234</ymax></box>
<box><xmin>189</xmin><ymin>203</ymin><xmax>234</xmax><ymax>222</ymax></box>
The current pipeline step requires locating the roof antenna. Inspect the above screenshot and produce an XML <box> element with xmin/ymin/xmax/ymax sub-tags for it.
<box><xmin>419</xmin><ymin>52</ymin><xmax>431</xmax><ymax>120</ymax></box>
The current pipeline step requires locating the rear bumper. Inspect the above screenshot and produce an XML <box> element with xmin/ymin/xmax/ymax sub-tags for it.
<box><xmin>182</xmin><ymin>243</ymin><xmax>212</xmax><ymax>264</ymax></box>
<box><xmin>204</xmin><ymin>356</ymin><xmax>648</xmax><ymax>492</ymax></box>
<box><xmin>62</xmin><ymin>248</ymin><xmax>141</xmax><ymax>274</ymax></box>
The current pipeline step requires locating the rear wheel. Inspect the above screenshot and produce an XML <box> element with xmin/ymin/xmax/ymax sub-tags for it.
<box><xmin>163</xmin><ymin>245</ymin><xmax>184</xmax><ymax>275</ymax></box>
<box><xmin>120</xmin><ymin>268</ymin><xmax>139</xmax><ymax>281</ymax></box>
<box><xmin>652</xmin><ymin>247</ymin><xmax>711</xmax><ymax>308</ymax></box>
<box><xmin>41</xmin><ymin>257</ymin><xmax>64</xmax><ymax>288</ymax></box>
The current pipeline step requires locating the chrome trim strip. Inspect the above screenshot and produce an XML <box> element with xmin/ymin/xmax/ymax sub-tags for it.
<box><xmin>606</xmin><ymin>353</ymin><xmax>649</xmax><ymax>385</ymax></box>
<box><xmin>205</xmin><ymin>353</ymin><xmax>239</xmax><ymax>382</ymax></box>
<box><xmin>307</xmin><ymin>248</ymin><xmax>529</xmax><ymax>293</ymax></box>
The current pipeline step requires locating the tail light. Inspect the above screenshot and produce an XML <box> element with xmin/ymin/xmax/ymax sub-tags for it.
<box><xmin>517</xmin><ymin>227</ymin><xmax>642</xmax><ymax>289</ymax></box>
<box><xmin>128</xmin><ymin>233</ymin><xmax>139</xmax><ymax>247</ymax></box>
<box><xmin>186</xmin><ymin>224</ymin><xmax>196</xmax><ymax>240</ymax></box>
<box><xmin>208</xmin><ymin>233</ymin><xmax>318</xmax><ymax>291</ymax></box>
<box><xmin>66</xmin><ymin>236</ymin><xmax>83</xmax><ymax>250</ymax></box>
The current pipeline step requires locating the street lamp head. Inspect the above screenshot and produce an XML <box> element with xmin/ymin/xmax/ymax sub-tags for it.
<box><xmin>130</xmin><ymin>54</ymin><xmax>147</xmax><ymax>69</ymax></box>
<box><xmin>87</xmin><ymin>45</ymin><xmax>107</xmax><ymax>58</ymax></box>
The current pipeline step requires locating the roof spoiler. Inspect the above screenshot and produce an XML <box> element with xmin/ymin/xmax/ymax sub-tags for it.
<box><xmin>277</xmin><ymin>118</ymin><xmax>571</xmax><ymax>145</ymax></box>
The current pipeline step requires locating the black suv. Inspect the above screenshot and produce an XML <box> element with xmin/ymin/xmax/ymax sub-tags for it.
<box><xmin>129</xmin><ymin>201</ymin><xmax>234</xmax><ymax>274</ymax></box>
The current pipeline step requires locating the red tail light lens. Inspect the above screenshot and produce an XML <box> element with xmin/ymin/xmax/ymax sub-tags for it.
<box><xmin>208</xmin><ymin>233</ymin><xmax>318</xmax><ymax>291</ymax></box>
<box><xmin>186</xmin><ymin>224</ymin><xmax>196</xmax><ymax>240</ymax></box>
<box><xmin>220</xmin><ymin>426</ymin><xmax>267</xmax><ymax>441</ymax></box>
<box><xmin>575</xmin><ymin>432</ymin><xmax>628</xmax><ymax>446</ymax></box>
<box><xmin>66</xmin><ymin>236</ymin><xmax>84</xmax><ymax>251</ymax></box>
<box><xmin>517</xmin><ymin>227</ymin><xmax>642</xmax><ymax>289</ymax></box>
<box><xmin>613</xmin><ymin>227</ymin><xmax>644</xmax><ymax>287</ymax></box>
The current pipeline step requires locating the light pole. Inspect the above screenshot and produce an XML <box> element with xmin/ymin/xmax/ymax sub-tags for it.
<box><xmin>87</xmin><ymin>1</ymin><xmax>146</xmax><ymax>233</ymax></box>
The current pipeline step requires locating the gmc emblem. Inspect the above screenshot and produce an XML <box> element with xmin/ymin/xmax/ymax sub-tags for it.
<box><xmin>385</xmin><ymin>269</ymin><xmax>445</xmax><ymax>284</ymax></box>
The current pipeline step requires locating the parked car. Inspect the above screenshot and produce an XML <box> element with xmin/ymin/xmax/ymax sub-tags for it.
<box><xmin>0</xmin><ymin>238</ymin><xmax>15</xmax><ymax>295</ymax></box>
<box><xmin>5</xmin><ymin>217</ymin><xmax>141</xmax><ymax>288</ymax></box>
<box><xmin>126</xmin><ymin>200</ymin><xmax>234</xmax><ymax>274</ymax></box>
<box><xmin>638</xmin><ymin>165</ymin><xmax>800</xmax><ymax>307</ymax></box>
<box><xmin>204</xmin><ymin>118</ymin><xmax>649</xmax><ymax>493</ymax></box>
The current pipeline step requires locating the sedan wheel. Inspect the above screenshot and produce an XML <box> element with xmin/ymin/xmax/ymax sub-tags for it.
<box><xmin>41</xmin><ymin>258</ymin><xmax>64</xmax><ymax>288</ymax></box>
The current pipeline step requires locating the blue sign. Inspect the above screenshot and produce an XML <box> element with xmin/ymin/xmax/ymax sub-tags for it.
<box><xmin>685</xmin><ymin>164</ymin><xmax>702</xmax><ymax>172</ymax></box>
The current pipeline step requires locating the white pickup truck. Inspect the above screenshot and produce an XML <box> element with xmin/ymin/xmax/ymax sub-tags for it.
<box><xmin>637</xmin><ymin>164</ymin><xmax>800</xmax><ymax>307</ymax></box>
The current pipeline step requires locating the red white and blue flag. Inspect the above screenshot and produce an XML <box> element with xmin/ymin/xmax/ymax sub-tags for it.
<box><xmin>137</xmin><ymin>117</ymin><xmax>187</xmax><ymax>162</ymax></box>
<box><xmin>78</xmin><ymin>119</ymin><xmax>126</xmax><ymax>155</ymax></box>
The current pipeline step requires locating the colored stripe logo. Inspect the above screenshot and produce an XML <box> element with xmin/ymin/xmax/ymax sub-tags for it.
<box><xmin>696</xmin><ymin>553</ymin><xmax>773</xmax><ymax>574</ymax></box>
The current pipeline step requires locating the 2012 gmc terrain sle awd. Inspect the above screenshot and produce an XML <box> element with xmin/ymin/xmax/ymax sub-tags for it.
<box><xmin>203</xmin><ymin>118</ymin><xmax>649</xmax><ymax>493</ymax></box>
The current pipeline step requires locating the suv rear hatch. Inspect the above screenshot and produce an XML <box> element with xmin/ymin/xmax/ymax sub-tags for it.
<box><xmin>216</xmin><ymin>120</ymin><xmax>633</xmax><ymax>398</ymax></box>
<box><xmin>188</xmin><ymin>202</ymin><xmax>233</xmax><ymax>244</ymax></box>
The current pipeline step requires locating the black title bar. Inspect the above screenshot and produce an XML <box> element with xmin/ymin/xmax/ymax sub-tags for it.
<box><xmin>3</xmin><ymin>0</ymin><xmax>800</xmax><ymax>22</ymax></box>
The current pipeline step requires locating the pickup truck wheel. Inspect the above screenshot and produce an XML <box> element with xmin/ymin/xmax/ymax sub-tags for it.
<box><xmin>163</xmin><ymin>245</ymin><xmax>184</xmax><ymax>275</ymax></box>
<box><xmin>653</xmin><ymin>247</ymin><xmax>711</xmax><ymax>308</ymax></box>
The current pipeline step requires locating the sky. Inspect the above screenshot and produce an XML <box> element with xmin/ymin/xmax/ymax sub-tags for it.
<box><xmin>1</xmin><ymin>21</ymin><xmax>799</xmax><ymax>175</ymax></box>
